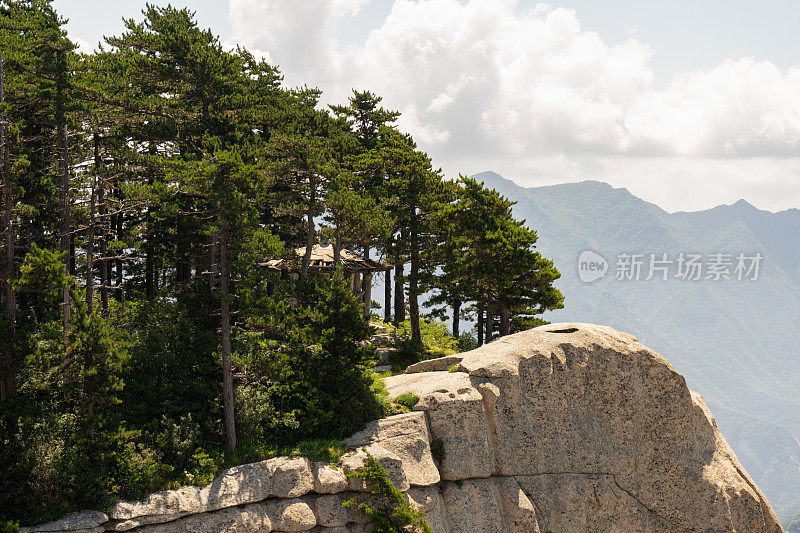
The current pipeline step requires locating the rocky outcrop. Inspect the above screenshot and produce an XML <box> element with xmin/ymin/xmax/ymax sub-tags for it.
<box><xmin>23</xmin><ymin>323</ymin><xmax>783</xmax><ymax>532</ymax></box>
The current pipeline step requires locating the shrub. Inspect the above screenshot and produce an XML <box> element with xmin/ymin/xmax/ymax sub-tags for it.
<box><xmin>343</xmin><ymin>453</ymin><xmax>432</xmax><ymax>533</ymax></box>
<box><xmin>395</xmin><ymin>318</ymin><xmax>459</xmax><ymax>357</ymax></box>
<box><xmin>457</xmin><ymin>331</ymin><xmax>478</xmax><ymax>352</ymax></box>
<box><xmin>386</xmin><ymin>338</ymin><xmax>427</xmax><ymax>372</ymax></box>
<box><xmin>237</xmin><ymin>276</ymin><xmax>384</xmax><ymax>443</ymax></box>
<box><xmin>394</xmin><ymin>392</ymin><xmax>420</xmax><ymax>410</ymax></box>
<box><xmin>0</xmin><ymin>519</ymin><xmax>18</xmax><ymax>533</ymax></box>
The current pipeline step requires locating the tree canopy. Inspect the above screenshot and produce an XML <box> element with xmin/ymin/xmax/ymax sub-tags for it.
<box><xmin>0</xmin><ymin>1</ymin><xmax>563</xmax><ymax>526</ymax></box>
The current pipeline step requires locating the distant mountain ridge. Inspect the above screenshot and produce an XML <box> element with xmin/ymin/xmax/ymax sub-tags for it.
<box><xmin>471</xmin><ymin>171</ymin><xmax>800</xmax><ymax>523</ymax></box>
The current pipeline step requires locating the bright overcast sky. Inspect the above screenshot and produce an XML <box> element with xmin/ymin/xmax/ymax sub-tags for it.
<box><xmin>54</xmin><ymin>0</ymin><xmax>800</xmax><ymax>213</ymax></box>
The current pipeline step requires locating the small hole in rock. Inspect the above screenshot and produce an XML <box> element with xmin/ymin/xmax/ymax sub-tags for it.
<box><xmin>547</xmin><ymin>328</ymin><xmax>579</xmax><ymax>333</ymax></box>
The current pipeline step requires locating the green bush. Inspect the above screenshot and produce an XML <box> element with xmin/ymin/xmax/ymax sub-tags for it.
<box><xmin>394</xmin><ymin>392</ymin><xmax>420</xmax><ymax>410</ymax></box>
<box><xmin>385</xmin><ymin>338</ymin><xmax>428</xmax><ymax>372</ymax></box>
<box><xmin>457</xmin><ymin>331</ymin><xmax>478</xmax><ymax>352</ymax></box>
<box><xmin>236</xmin><ymin>276</ymin><xmax>384</xmax><ymax>444</ymax></box>
<box><xmin>395</xmin><ymin>318</ymin><xmax>459</xmax><ymax>357</ymax></box>
<box><xmin>343</xmin><ymin>453</ymin><xmax>432</xmax><ymax>533</ymax></box>
<box><xmin>0</xmin><ymin>519</ymin><xmax>18</xmax><ymax>533</ymax></box>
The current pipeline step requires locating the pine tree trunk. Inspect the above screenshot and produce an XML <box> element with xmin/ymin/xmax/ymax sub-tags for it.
<box><xmin>363</xmin><ymin>272</ymin><xmax>373</xmax><ymax>318</ymax></box>
<box><xmin>394</xmin><ymin>263</ymin><xmax>404</xmax><ymax>323</ymax></box>
<box><xmin>219</xmin><ymin>221</ymin><xmax>236</xmax><ymax>456</ymax></box>
<box><xmin>408</xmin><ymin>227</ymin><xmax>421</xmax><ymax>345</ymax></box>
<box><xmin>333</xmin><ymin>230</ymin><xmax>342</xmax><ymax>275</ymax></box>
<box><xmin>384</xmin><ymin>267</ymin><xmax>391</xmax><ymax>323</ymax></box>
<box><xmin>0</xmin><ymin>52</ymin><xmax>16</xmax><ymax>400</ymax></box>
<box><xmin>209</xmin><ymin>230</ymin><xmax>219</xmax><ymax>291</ymax></box>
<box><xmin>96</xmin><ymin>133</ymin><xmax>109</xmax><ymax>316</ymax></box>
<box><xmin>176</xmin><ymin>220</ymin><xmax>190</xmax><ymax>285</ymax></box>
<box><xmin>69</xmin><ymin>233</ymin><xmax>75</xmax><ymax>275</ymax></box>
<box><xmin>145</xmin><ymin>142</ymin><xmax>156</xmax><ymax>298</ymax></box>
<box><xmin>301</xmin><ymin>176</ymin><xmax>315</xmax><ymax>278</ymax></box>
<box><xmin>85</xmin><ymin>175</ymin><xmax>95</xmax><ymax>313</ymax></box>
<box><xmin>499</xmin><ymin>299</ymin><xmax>510</xmax><ymax>337</ymax></box>
<box><xmin>57</xmin><ymin>122</ymin><xmax>70</xmax><ymax>332</ymax></box>
<box><xmin>452</xmin><ymin>299</ymin><xmax>461</xmax><ymax>339</ymax></box>
<box><xmin>114</xmin><ymin>180</ymin><xmax>123</xmax><ymax>300</ymax></box>
<box><xmin>484</xmin><ymin>303</ymin><xmax>492</xmax><ymax>343</ymax></box>
<box><xmin>55</xmin><ymin>49</ymin><xmax>71</xmax><ymax>331</ymax></box>
<box><xmin>145</xmin><ymin>249</ymin><xmax>155</xmax><ymax>297</ymax></box>
<box><xmin>477</xmin><ymin>303</ymin><xmax>484</xmax><ymax>346</ymax></box>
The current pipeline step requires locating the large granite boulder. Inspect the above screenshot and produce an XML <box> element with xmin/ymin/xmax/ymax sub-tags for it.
<box><xmin>393</xmin><ymin>323</ymin><xmax>783</xmax><ymax>532</ymax></box>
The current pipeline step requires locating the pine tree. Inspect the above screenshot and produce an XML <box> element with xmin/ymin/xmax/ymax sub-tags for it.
<box><xmin>430</xmin><ymin>177</ymin><xmax>563</xmax><ymax>341</ymax></box>
<box><xmin>344</xmin><ymin>453</ymin><xmax>432</xmax><ymax>533</ymax></box>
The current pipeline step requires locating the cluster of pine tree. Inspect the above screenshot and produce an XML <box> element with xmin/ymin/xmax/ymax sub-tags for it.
<box><xmin>0</xmin><ymin>1</ymin><xmax>563</xmax><ymax>525</ymax></box>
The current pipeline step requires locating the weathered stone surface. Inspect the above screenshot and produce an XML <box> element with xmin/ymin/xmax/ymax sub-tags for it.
<box><xmin>312</xmin><ymin>462</ymin><xmax>348</xmax><ymax>494</ymax></box>
<box><xmin>494</xmin><ymin>477</ymin><xmax>540</xmax><ymax>533</ymax></box>
<box><xmin>265</xmin><ymin>499</ymin><xmax>316</xmax><ymax>531</ymax></box>
<box><xmin>405</xmin><ymin>486</ymin><xmax>448</xmax><ymax>533</ymax></box>
<box><xmin>110</xmin><ymin>513</ymin><xmax>186</xmax><ymax>531</ymax></box>
<box><xmin>135</xmin><ymin>499</ymin><xmax>313</xmax><ymax>533</ymax></box>
<box><xmin>314</xmin><ymin>495</ymin><xmax>349</xmax><ymax>527</ymax></box>
<box><xmin>342</xmin><ymin>411</ymin><xmax>439</xmax><ymax>486</ymax></box>
<box><xmin>383</xmin><ymin>372</ymin><xmax>493</xmax><ymax>480</ymax></box>
<box><xmin>441</xmin><ymin>479</ymin><xmax>506</xmax><ymax>532</ymax></box>
<box><xmin>20</xmin><ymin>511</ymin><xmax>108</xmax><ymax>533</ymax></box>
<box><xmin>312</xmin><ymin>492</ymin><xmax>374</xmax><ymax>527</ymax></box>
<box><xmin>408</xmin><ymin>322</ymin><xmax>782</xmax><ymax>532</ymax></box>
<box><xmin>405</xmin><ymin>354</ymin><xmax>463</xmax><ymax>374</ymax></box>
<box><xmin>112</xmin><ymin>457</ymin><xmax>314</xmax><ymax>521</ymax></box>
<box><xmin>518</xmin><ymin>473</ymin><xmax>680</xmax><ymax>533</ymax></box>
<box><xmin>339</xmin><ymin>444</ymin><xmax>409</xmax><ymax>491</ymax></box>
<box><xmin>133</xmin><ymin>503</ymin><xmax>272</xmax><ymax>532</ymax></box>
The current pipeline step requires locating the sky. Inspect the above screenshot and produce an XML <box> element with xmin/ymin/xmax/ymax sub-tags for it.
<box><xmin>53</xmin><ymin>0</ymin><xmax>800</xmax><ymax>213</ymax></box>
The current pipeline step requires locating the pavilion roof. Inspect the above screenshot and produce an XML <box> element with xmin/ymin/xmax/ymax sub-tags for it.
<box><xmin>262</xmin><ymin>244</ymin><xmax>390</xmax><ymax>273</ymax></box>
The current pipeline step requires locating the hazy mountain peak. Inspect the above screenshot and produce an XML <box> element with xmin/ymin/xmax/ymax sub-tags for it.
<box><xmin>731</xmin><ymin>198</ymin><xmax>757</xmax><ymax>210</ymax></box>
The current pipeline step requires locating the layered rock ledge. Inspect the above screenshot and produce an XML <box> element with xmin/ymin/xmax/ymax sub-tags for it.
<box><xmin>22</xmin><ymin>323</ymin><xmax>783</xmax><ymax>532</ymax></box>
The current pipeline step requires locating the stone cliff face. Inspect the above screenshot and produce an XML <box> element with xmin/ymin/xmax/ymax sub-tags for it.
<box><xmin>23</xmin><ymin>324</ymin><xmax>783</xmax><ymax>533</ymax></box>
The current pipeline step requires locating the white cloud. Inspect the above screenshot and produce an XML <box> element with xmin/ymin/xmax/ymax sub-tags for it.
<box><xmin>229</xmin><ymin>0</ymin><xmax>800</xmax><ymax>211</ymax></box>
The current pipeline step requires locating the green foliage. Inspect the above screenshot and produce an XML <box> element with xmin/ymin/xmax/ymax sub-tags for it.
<box><xmin>395</xmin><ymin>318</ymin><xmax>459</xmax><ymax>357</ymax></box>
<box><xmin>394</xmin><ymin>392</ymin><xmax>420</xmax><ymax>411</ymax></box>
<box><xmin>219</xmin><ymin>437</ymin><xmax>346</xmax><ymax>472</ymax></box>
<box><xmin>457</xmin><ymin>332</ymin><xmax>479</xmax><ymax>352</ymax></box>
<box><xmin>385</xmin><ymin>338</ymin><xmax>427</xmax><ymax>372</ymax></box>
<box><xmin>343</xmin><ymin>453</ymin><xmax>432</xmax><ymax>533</ymax></box>
<box><xmin>0</xmin><ymin>519</ymin><xmax>18</xmax><ymax>533</ymax></box>
<box><xmin>236</xmin><ymin>275</ymin><xmax>384</xmax><ymax>444</ymax></box>
<box><xmin>427</xmin><ymin>176</ymin><xmax>564</xmax><ymax>339</ymax></box>
<box><xmin>447</xmin><ymin>364</ymin><xmax>460</xmax><ymax>373</ymax></box>
<box><xmin>384</xmin><ymin>318</ymin><xmax>460</xmax><ymax>371</ymax></box>
<box><xmin>0</xmin><ymin>1</ymin><xmax>564</xmax><ymax>526</ymax></box>
<box><xmin>430</xmin><ymin>439</ymin><xmax>446</xmax><ymax>463</ymax></box>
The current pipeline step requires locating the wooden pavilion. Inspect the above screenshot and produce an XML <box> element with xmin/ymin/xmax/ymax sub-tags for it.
<box><xmin>263</xmin><ymin>244</ymin><xmax>390</xmax><ymax>316</ymax></box>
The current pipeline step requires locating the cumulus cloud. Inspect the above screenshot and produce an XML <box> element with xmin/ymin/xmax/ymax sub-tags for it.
<box><xmin>229</xmin><ymin>0</ymin><xmax>800</xmax><ymax>211</ymax></box>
